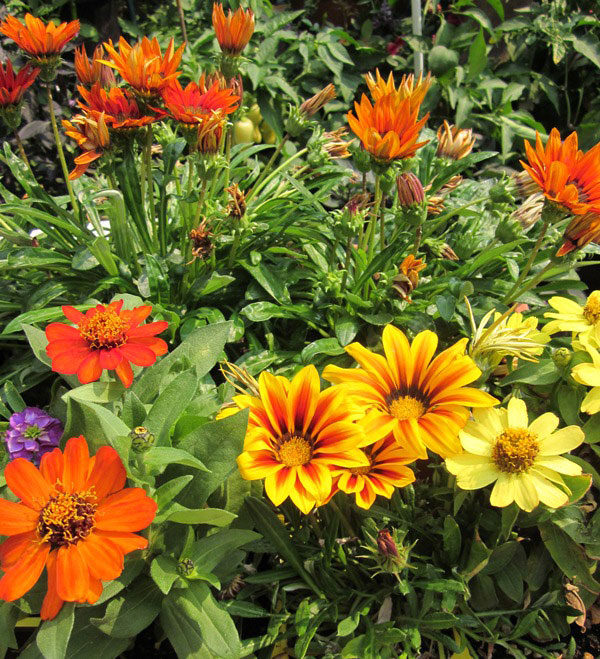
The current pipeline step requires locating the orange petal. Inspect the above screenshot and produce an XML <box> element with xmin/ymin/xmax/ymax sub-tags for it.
<box><xmin>62</xmin><ymin>435</ymin><xmax>90</xmax><ymax>493</ymax></box>
<box><xmin>56</xmin><ymin>543</ymin><xmax>89</xmax><ymax>602</ymax></box>
<box><xmin>86</xmin><ymin>576</ymin><xmax>103</xmax><ymax>605</ymax></box>
<box><xmin>0</xmin><ymin>542</ymin><xmax>49</xmax><ymax>602</ymax></box>
<box><xmin>0</xmin><ymin>499</ymin><xmax>39</xmax><ymax>535</ymax></box>
<box><xmin>40</xmin><ymin>551</ymin><xmax>64</xmax><ymax>621</ymax></box>
<box><xmin>0</xmin><ymin>531</ymin><xmax>38</xmax><ymax>569</ymax></box>
<box><xmin>40</xmin><ymin>448</ymin><xmax>64</xmax><ymax>485</ymax></box>
<box><xmin>95</xmin><ymin>488</ymin><xmax>157</xmax><ymax>532</ymax></box>
<box><xmin>4</xmin><ymin>458</ymin><xmax>51</xmax><ymax>510</ymax></box>
<box><xmin>77</xmin><ymin>351</ymin><xmax>102</xmax><ymax>384</ymax></box>
<box><xmin>85</xmin><ymin>446</ymin><xmax>126</xmax><ymax>502</ymax></box>
<box><xmin>77</xmin><ymin>533</ymin><xmax>124</xmax><ymax>581</ymax></box>
<box><xmin>94</xmin><ymin>530</ymin><xmax>148</xmax><ymax>554</ymax></box>
<box><xmin>115</xmin><ymin>359</ymin><xmax>134</xmax><ymax>387</ymax></box>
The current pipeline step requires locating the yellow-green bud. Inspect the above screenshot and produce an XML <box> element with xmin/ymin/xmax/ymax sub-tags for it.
<box><xmin>130</xmin><ymin>426</ymin><xmax>155</xmax><ymax>453</ymax></box>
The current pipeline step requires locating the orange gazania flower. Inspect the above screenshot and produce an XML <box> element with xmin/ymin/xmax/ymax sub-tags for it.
<box><xmin>78</xmin><ymin>83</ymin><xmax>164</xmax><ymax>131</ymax></box>
<box><xmin>74</xmin><ymin>44</ymin><xmax>115</xmax><ymax>88</ymax></box>
<box><xmin>62</xmin><ymin>112</ymin><xmax>110</xmax><ymax>179</ymax></box>
<box><xmin>161</xmin><ymin>77</ymin><xmax>239</xmax><ymax>124</ymax></box>
<box><xmin>0</xmin><ymin>435</ymin><xmax>156</xmax><ymax>620</ymax></box>
<box><xmin>365</xmin><ymin>69</ymin><xmax>432</xmax><ymax>113</ymax></box>
<box><xmin>557</xmin><ymin>211</ymin><xmax>600</xmax><ymax>256</ymax></box>
<box><xmin>323</xmin><ymin>325</ymin><xmax>498</xmax><ymax>459</ymax></box>
<box><xmin>331</xmin><ymin>436</ymin><xmax>416</xmax><ymax>509</ymax></box>
<box><xmin>212</xmin><ymin>3</ymin><xmax>255</xmax><ymax>56</ymax></box>
<box><xmin>0</xmin><ymin>60</ymin><xmax>39</xmax><ymax>107</ymax></box>
<box><xmin>0</xmin><ymin>13</ymin><xmax>79</xmax><ymax>58</ymax></box>
<box><xmin>100</xmin><ymin>36</ymin><xmax>184</xmax><ymax>99</ymax></box>
<box><xmin>520</xmin><ymin>128</ymin><xmax>600</xmax><ymax>216</ymax></box>
<box><xmin>45</xmin><ymin>300</ymin><xmax>168</xmax><ymax>388</ymax></box>
<box><xmin>197</xmin><ymin>114</ymin><xmax>226</xmax><ymax>154</ymax></box>
<box><xmin>222</xmin><ymin>365</ymin><xmax>377</xmax><ymax>514</ymax></box>
<box><xmin>347</xmin><ymin>93</ymin><xmax>429</xmax><ymax>162</ymax></box>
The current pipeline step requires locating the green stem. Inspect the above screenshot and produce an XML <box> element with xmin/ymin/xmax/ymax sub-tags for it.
<box><xmin>14</xmin><ymin>131</ymin><xmax>31</xmax><ymax>169</ymax></box>
<box><xmin>379</xmin><ymin>193</ymin><xmax>386</xmax><ymax>252</ymax></box>
<box><xmin>503</xmin><ymin>260</ymin><xmax>555</xmax><ymax>305</ymax></box>
<box><xmin>222</xmin><ymin>128</ymin><xmax>232</xmax><ymax>203</ymax></box>
<box><xmin>145</xmin><ymin>126</ymin><xmax>156</xmax><ymax>240</ymax></box>
<box><xmin>413</xmin><ymin>225</ymin><xmax>422</xmax><ymax>254</ymax></box>
<box><xmin>247</xmin><ymin>147</ymin><xmax>308</xmax><ymax>205</ymax></box>
<box><xmin>246</xmin><ymin>133</ymin><xmax>289</xmax><ymax>203</ymax></box>
<box><xmin>194</xmin><ymin>177</ymin><xmax>208</xmax><ymax>226</ymax></box>
<box><xmin>175</xmin><ymin>0</ymin><xmax>188</xmax><ymax>46</ymax></box>
<box><xmin>502</xmin><ymin>219</ymin><xmax>549</xmax><ymax>304</ymax></box>
<box><xmin>228</xmin><ymin>216</ymin><xmax>241</xmax><ymax>268</ymax></box>
<box><xmin>46</xmin><ymin>85</ymin><xmax>79</xmax><ymax>221</ymax></box>
<box><xmin>328</xmin><ymin>500</ymin><xmax>355</xmax><ymax>537</ymax></box>
<box><xmin>340</xmin><ymin>236</ymin><xmax>353</xmax><ymax>291</ymax></box>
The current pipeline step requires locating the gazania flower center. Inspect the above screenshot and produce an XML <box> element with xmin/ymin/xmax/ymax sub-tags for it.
<box><xmin>388</xmin><ymin>395</ymin><xmax>426</xmax><ymax>421</ymax></box>
<box><xmin>583</xmin><ymin>292</ymin><xmax>600</xmax><ymax>325</ymax></box>
<box><xmin>37</xmin><ymin>490</ymin><xmax>98</xmax><ymax>548</ymax></box>
<box><xmin>79</xmin><ymin>308</ymin><xmax>129</xmax><ymax>349</ymax></box>
<box><xmin>492</xmin><ymin>428</ymin><xmax>539</xmax><ymax>473</ymax></box>
<box><xmin>350</xmin><ymin>464</ymin><xmax>371</xmax><ymax>476</ymax></box>
<box><xmin>278</xmin><ymin>435</ymin><xmax>312</xmax><ymax>467</ymax></box>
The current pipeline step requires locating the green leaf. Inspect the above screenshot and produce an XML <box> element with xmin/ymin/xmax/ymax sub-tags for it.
<box><xmin>2</xmin><ymin>381</ymin><xmax>25</xmax><ymax>413</ymax></box>
<box><xmin>428</xmin><ymin>45</ymin><xmax>459</xmax><ymax>76</ymax></box>
<box><xmin>61</xmin><ymin>382</ymin><xmax>124</xmax><ymax>405</ymax></box>
<box><xmin>121</xmin><ymin>390</ymin><xmax>147</xmax><ymax>428</ymax></box>
<box><xmin>435</xmin><ymin>295</ymin><xmax>456</xmax><ymax>322</ymax></box>
<box><xmin>187</xmin><ymin>529</ymin><xmax>260</xmax><ymax>573</ymax></box>
<box><xmin>155</xmin><ymin>475</ymin><xmax>194</xmax><ymax>509</ymax></box>
<box><xmin>63</xmin><ymin>609</ymin><xmax>130</xmax><ymax>659</ymax></box>
<box><xmin>500</xmin><ymin>359</ymin><xmax>560</xmax><ymax>386</ymax></box>
<box><xmin>467</xmin><ymin>28</ymin><xmax>487</xmax><ymax>80</ymax></box>
<box><xmin>194</xmin><ymin>272</ymin><xmax>235</xmax><ymax>297</ymax></box>
<box><xmin>442</xmin><ymin>516</ymin><xmax>462</xmax><ymax>565</ymax></box>
<box><xmin>0</xmin><ymin>602</ymin><xmax>18</xmax><ymax>650</ymax></box>
<box><xmin>562</xmin><ymin>473</ymin><xmax>593</xmax><ymax>505</ymax></box>
<box><xmin>36</xmin><ymin>603</ymin><xmax>75</xmax><ymax>659</ymax></box>
<box><xmin>462</xmin><ymin>535</ymin><xmax>491</xmax><ymax>580</ymax></box>
<box><xmin>571</xmin><ymin>34</ymin><xmax>600</xmax><ymax>69</ymax></box>
<box><xmin>241</xmin><ymin>261</ymin><xmax>291</xmax><ymax>304</ymax></box>
<box><xmin>160</xmin><ymin>504</ymin><xmax>236</xmax><ymax>526</ymax></box>
<box><xmin>22</xmin><ymin>323</ymin><xmax>51</xmax><ymax>366</ymax></box>
<box><xmin>161</xmin><ymin>596</ymin><xmax>213</xmax><ymax>659</ymax></box>
<box><xmin>301</xmin><ymin>338</ymin><xmax>344</xmax><ymax>363</ymax></box>
<box><xmin>95</xmin><ymin>559</ymin><xmax>145</xmax><ymax>606</ymax></box>
<box><xmin>335</xmin><ymin>314</ymin><xmax>360</xmax><ymax>346</ymax></box>
<box><xmin>480</xmin><ymin>541</ymin><xmax>519</xmax><ymax>575</ymax></box>
<box><xmin>496</xmin><ymin>562</ymin><xmax>523</xmax><ymax>602</ymax></box>
<box><xmin>150</xmin><ymin>555</ymin><xmax>181</xmax><ymax>595</ymax></box>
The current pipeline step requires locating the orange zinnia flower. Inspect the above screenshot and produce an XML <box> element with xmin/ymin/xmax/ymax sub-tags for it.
<box><xmin>0</xmin><ymin>60</ymin><xmax>39</xmax><ymax>107</ymax></box>
<box><xmin>323</xmin><ymin>325</ymin><xmax>498</xmax><ymax>459</ymax></box>
<box><xmin>62</xmin><ymin>112</ymin><xmax>110</xmax><ymax>179</ymax></box>
<box><xmin>557</xmin><ymin>211</ymin><xmax>600</xmax><ymax>256</ymax></box>
<box><xmin>520</xmin><ymin>128</ymin><xmax>600</xmax><ymax>216</ymax></box>
<box><xmin>347</xmin><ymin>93</ymin><xmax>429</xmax><ymax>162</ymax></box>
<box><xmin>0</xmin><ymin>14</ymin><xmax>79</xmax><ymax>58</ymax></box>
<box><xmin>78</xmin><ymin>83</ymin><xmax>164</xmax><ymax>130</ymax></box>
<box><xmin>331</xmin><ymin>436</ymin><xmax>416</xmax><ymax>509</ymax></box>
<box><xmin>45</xmin><ymin>300</ymin><xmax>168</xmax><ymax>388</ymax></box>
<box><xmin>0</xmin><ymin>435</ymin><xmax>156</xmax><ymax>620</ymax></box>
<box><xmin>365</xmin><ymin>69</ymin><xmax>432</xmax><ymax>113</ymax></box>
<box><xmin>161</xmin><ymin>77</ymin><xmax>239</xmax><ymax>124</ymax></box>
<box><xmin>212</xmin><ymin>3</ymin><xmax>255</xmax><ymax>56</ymax></box>
<box><xmin>74</xmin><ymin>44</ymin><xmax>115</xmax><ymax>88</ymax></box>
<box><xmin>222</xmin><ymin>365</ymin><xmax>378</xmax><ymax>513</ymax></box>
<box><xmin>100</xmin><ymin>36</ymin><xmax>184</xmax><ymax>99</ymax></box>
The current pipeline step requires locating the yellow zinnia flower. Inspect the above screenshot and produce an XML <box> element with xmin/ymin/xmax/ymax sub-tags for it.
<box><xmin>445</xmin><ymin>398</ymin><xmax>584</xmax><ymax>511</ymax></box>
<box><xmin>229</xmin><ymin>365</ymin><xmax>376</xmax><ymax>514</ymax></box>
<box><xmin>322</xmin><ymin>325</ymin><xmax>498</xmax><ymax>459</ymax></box>
<box><xmin>544</xmin><ymin>291</ymin><xmax>600</xmax><ymax>344</ymax></box>
<box><xmin>571</xmin><ymin>336</ymin><xmax>600</xmax><ymax>415</ymax></box>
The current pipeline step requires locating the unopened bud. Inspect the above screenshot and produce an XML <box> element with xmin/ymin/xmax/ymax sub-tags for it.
<box><xmin>495</xmin><ymin>215</ymin><xmax>523</xmax><ymax>243</ymax></box>
<box><xmin>397</xmin><ymin>173</ymin><xmax>425</xmax><ymax>207</ymax></box>
<box><xmin>436</xmin><ymin>120</ymin><xmax>475</xmax><ymax>160</ymax></box>
<box><xmin>285</xmin><ymin>105</ymin><xmax>310</xmax><ymax>137</ymax></box>
<box><xmin>130</xmin><ymin>426</ymin><xmax>155</xmax><ymax>453</ymax></box>
<box><xmin>377</xmin><ymin>529</ymin><xmax>399</xmax><ymax>558</ymax></box>
<box><xmin>552</xmin><ymin>347</ymin><xmax>572</xmax><ymax>368</ymax></box>
<box><xmin>177</xmin><ymin>558</ymin><xmax>195</xmax><ymax>576</ymax></box>
<box><xmin>299</xmin><ymin>83</ymin><xmax>335</xmax><ymax>118</ymax></box>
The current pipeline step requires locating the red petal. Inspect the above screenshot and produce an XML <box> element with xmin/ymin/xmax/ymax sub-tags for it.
<box><xmin>45</xmin><ymin>323</ymin><xmax>80</xmax><ymax>341</ymax></box>
<box><xmin>0</xmin><ymin>531</ymin><xmax>37</xmax><ymax>570</ymax></box>
<box><xmin>40</xmin><ymin>448</ymin><xmax>64</xmax><ymax>485</ymax></box>
<box><xmin>0</xmin><ymin>500</ymin><xmax>39</xmax><ymax>535</ymax></box>
<box><xmin>62</xmin><ymin>306</ymin><xmax>85</xmax><ymax>324</ymax></box>
<box><xmin>127</xmin><ymin>321</ymin><xmax>168</xmax><ymax>338</ymax></box>
<box><xmin>119</xmin><ymin>343</ymin><xmax>156</xmax><ymax>366</ymax></box>
<box><xmin>77</xmin><ymin>351</ymin><xmax>102</xmax><ymax>383</ymax></box>
<box><xmin>40</xmin><ymin>552</ymin><xmax>64</xmax><ymax>621</ymax></box>
<box><xmin>56</xmin><ymin>543</ymin><xmax>89</xmax><ymax>602</ymax></box>
<box><xmin>99</xmin><ymin>348</ymin><xmax>123</xmax><ymax>369</ymax></box>
<box><xmin>78</xmin><ymin>533</ymin><xmax>124</xmax><ymax>581</ymax></box>
<box><xmin>0</xmin><ymin>542</ymin><xmax>49</xmax><ymax>602</ymax></box>
<box><xmin>51</xmin><ymin>348</ymin><xmax>90</xmax><ymax>375</ymax></box>
<box><xmin>46</xmin><ymin>339</ymin><xmax>88</xmax><ymax>358</ymax></box>
<box><xmin>122</xmin><ymin>306</ymin><xmax>152</xmax><ymax>327</ymax></box>
<box><xmin>62</xmin><ymin>436</ymin><xmax>90</xmax><ymax>493</ymax></box>
<box><xmin>115</xmin><ymin>360</ymin><xmax>134</xmax><ymax>387</ymax></box>
<box><xmin>128</xmin><ymin>336</ymin><xmax>168</xmax><ymax>356</ymax></box>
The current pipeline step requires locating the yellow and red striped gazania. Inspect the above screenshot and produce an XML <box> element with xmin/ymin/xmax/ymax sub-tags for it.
<box><xmin>100</xmin><ymin>36</ymin><xmax>184</xmax><ymax>99</ymax></box>
<box><xmin>223</xmin><ymin>365</ymin><xmax>379</xmax><ymax>513</ymax></box>
<box><xmin>365</xmin><ymin>69</ymin><xmax>432</xmax><ymax>113</ymax></box>
<box><xmin>557</xmin><ymin>211</ymin><xmax>600</xmax><ymax>256</ymax></box>
<box><xmin>0</xmin><ymin>435</ymin><xmax>156</xmax><ymax>619</ymax></box>
<box><xmin>0</xmin><ymin>60</ymin><xmax>39</xmax><ymax>107</ymax></box>
<box><xmin>62</xmin><ymin>112</ymin><xmax>110</xmax><ymax>179</ymax></box>
<box><xmin>212</xmin><ymin>3</ymin><xmax>255</xmax><ymax>56</ymax></box>
<box><xmin>520</xmin><ymin>128</ymin><xmax>600</xmax><ymax>216</ymax></box>
<box><xmin>0</xmin><ymin>14</ymin><xmax>79</xmax><ymax>58</ymax></box>
<box><xmin>323</xmin><ymin>325</ymin><xmax>498</xmax><ymax>459</ymax></box>
<box><xmin>161</xmin><ymin>77</ymin><xmax>239</xmax><ymax>124</ymax></box>
<box><xmin>347</xmin><ymin>92</ymin><xmax>429</xmax><ymax>162</ymax></box>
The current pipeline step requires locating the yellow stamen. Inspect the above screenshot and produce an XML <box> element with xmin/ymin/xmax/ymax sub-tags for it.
<box><xmin>583</xmin><ymin>291</ymin><xmax>600</xmax><ymax>325</ymax></box>
<box><xmin>492</xmin><ymin>428</ymin><xmax>539</xmax><ymax>473</ymax></box>
<box><xmin>278</xmin><ymin>436</ymin><xmax>312</xmax><ymax>467</ymax></box>
<box><xmin>350</xmin><ymin>465</ymin><xmax>371</xmax><ymax>476</ymax></box>
<box><xmin>389</xmin><ymin>395</ymin><xmax>426</xmax><ymax>420</ymax></box>
<box><xmin>79</xmin><ymin>308</ymin><xmax>129</xmax><ymax>349</ymax></box>
<box><xmin>37</xmin><ymin>489</ymin><xmax>97</xmax><ymax>548</ymax></box>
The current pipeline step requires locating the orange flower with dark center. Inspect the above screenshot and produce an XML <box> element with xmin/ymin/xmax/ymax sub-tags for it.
<box><xmin>45</xmin><ymin>300</ymin><xmax>168</xmax><ymax>388</ymax></box>
<box><xmin>161</xmin><ymin>77</ymin><xmax>239</xmax><ymax>124</ymax></box>
<box><xmin>212</xmin><ymin>3</ymin><xmax>255</xmax><ymax>56</ymax></box>
<box><xmin>0</xmin><ymin>14</ymin><xmax>79</xmax><ymax>57</ymax></box>
<box><xmin>520</xmin><ymin>128</ymin><xmax>600</xmax><ymax>216</ymax></box>
<box><xmin>100</xmin><ymin>36</ymin><xmax>184</xmax><ymax>99</ymax></box>
<box><xmin>62</xmin><ymin>112</ymin><xmax>110</xmax><ymax>179</ymax></box>
<box><xmin>347</xmin><ymin>93</ymin><xmax>429</xmax><ymax>162</ymax></box>
<box><xmin>78</xmin><ymin>83</ymin><xmax>164</xmax><ymax>130</ymax></box>
<box><xmin>0</xmin><ymin>435</ymin><xmax>156</xmax><ymax>620</ymax></box>
<box><xmin>365</xmin><ymin>69</ymin><xmax>432</xmax><ymax>113</ymax></box>
<box><xmin>0</xmin><ymin>60</ymin><xmax>39</xmax><ymax>107</ymax></box>
<box><xmin>557</xmin><ymin>212</ymin><xmax>600</xmax><ymax>256</ymax></box>
<box><xmin>74</xmin><ymin>44</ymin><xmax>115</xmax><ymax>88</ymax></box>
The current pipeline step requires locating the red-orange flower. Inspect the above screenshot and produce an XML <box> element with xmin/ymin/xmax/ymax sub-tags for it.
<box><xmin>100</xmin><ymin>36</ymin><xmax>183</xmax><ymax>99</ymax></box>
<box><xmin>0</xmin><ymin>13</ymin><xmax>79</xmax><ymax>61</ymax></box>
<box><xmin>45</xmin><ymin>300</ymin><xmax>168</xmax><ymax>388</ymax></box>
<box><xmin>74</xmin><ymin>44</ymin><xmax>115</xmax><ymax>88</ymax></box>
<box><xmin>0</xmin><ymin>435</ymin><xmax>156</xmax><ymax>620</ymax></box>
<box><xmin>62</xmin><ymin>112</ymin><xmax>110</xmax><ymax>179</ymax></box>
<box><xmin>365</xmin><ymin>69</ymin><xmax>432</xmax><ymax>113</ymax></box>
<box><xmin>212</xmin><ymin>3</ymin><xmax>255</xmax><ymax>56</ymax></box>
<box><xmin>520</xmin><ymin>128</ymin><xmax>600</xmax><ymax>216</ymax></box>
<box><xmin>78</xmin><ymin>83</ymin><xmax>164</xmax><ymax>130</ymax></box>
<box><xmin>161</xmin><ymin>77</ymin><xmax>239</xmax><ymax>124</ymax></box>
<box><xmin>0</xmin><ymin>60</ymin><xmax>39</xmax><ymax>107</ymax></box>
<box><xmin>347</xmin><ymin>93</ymin><xmax>429</xmax><ymax>162</ymax></box>
<box><xmin>557</xmin><ymin>212</ymin><xmax>600</xmax><ymax>256</ymax></box>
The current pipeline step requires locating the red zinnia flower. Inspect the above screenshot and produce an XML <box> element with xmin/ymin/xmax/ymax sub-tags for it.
<box><xmin>0</xmin><ymin>60</ymin><xmax>40</xmax><ymax>107</ymax></box>
<box><xmin>0</xmin><ymin>435</ymin><xmax>157</xmax><ymax>620</ymax></box>
<box><xmin>0</xmin><ymin>13</ymin><xmax>79</xmax><ymax>57</ymax></box>
<box><xmin>45</xmin><ymin>300</ymin><xmax>168</xmax><ymax>388</ymax></box>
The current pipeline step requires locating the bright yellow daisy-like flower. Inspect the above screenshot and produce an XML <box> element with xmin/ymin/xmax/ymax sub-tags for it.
<box><xmin>225</xmin><ymin>365</ymin><xmax>374</xmax><ymax>514</ymax></box>
<box><xmin>571</xmin><ymin>336</ymin><xmax>600</xmax><ymax>415</ymax></box>
<box><xmin>544</xmin><ymin>291</ymin><xmax>600</xmax><ymax>344</ymax></box>
<box><xmin>322</xmin><ymin>325</ymin><xmax>498</xmax><ymax>459</ymax></box>
<box><xmin>445</xmin><ymin>398</ymin><xmax>584</xmax><ymax>511</ymax></box>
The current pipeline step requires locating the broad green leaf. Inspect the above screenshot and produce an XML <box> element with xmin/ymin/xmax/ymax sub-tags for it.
<box><xmin>162</xmin><ymin>505</ymin><xmax>236</xmax><ymax>526</ymax></box>
<box><xmin>61</xmin><ymin>382</ymin><xmax>124</xmax><ymax>404</ymax></box>
<box><xmin>442</xmin><ymin>516</ymin><xmax>461</xmax><ymax>565</ymax></box>
<box><xmin>161</xmin><ymin>596</ymin><xmax>212</xmax><ymax>659</ymax></box>
<box><xmin>500</xmin><ymin>359</ymin><xmax>560</xmax><ymax>386</ymax></box>
<box><xmin>150</xmin><ymin>555</ymin><xmax>181</xmax><ymax>595</ymax></box>
<box><xmin>467</xmin><ymin>28</ymin><xmax>487</xmax><ymax>80</ymax></box>
<box><xmin>95</xmin><ymin>559</ymin><xmax>145</xmax><ymax>606</ymax></box>
<box><xmin>145</xmin><ymin>447</ymin><xmax>208</xmax><ymax>472</ymax></box>
<box><xmin>36</xmin><ymin>603</ymin><xmax>75</xmax><ymax>659</ymax></box>
<box><xmin>187</xmin><ymin>529</ymin><xmax>260</xmax><ymax>573</ymax></box>
<box><xmin>155</xmin><ymin>475</ymin><xmax>194</xmax><ymax>509</ymax></box>
<box><xmin>2</xmin><ymin>381</ymin><xmax>25</xmax><ymax>413</ymax></box>
<box><xmin>63</xmin><ymin>608</ymin><xmax>130</xmax><ymax>659</ymax></box>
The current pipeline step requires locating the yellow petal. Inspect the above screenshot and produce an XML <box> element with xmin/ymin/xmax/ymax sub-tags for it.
<box><xmin>507</xmin><ymin>397</ymin><xmax>528</xmax><ymax>428</ymax></box>
<box><xmin>535</xmin><ymin>455</ymin><xmax>582</xmax><ymax>475</ymax></box>
<box><xmin>490</xmin><ymin>472</ymin><xmax>517</xmax><ymax>507</ymax></box>
<box><xmin>572</xmin><ymin>364</ymin><xmax>600</xmax><ymax>387</ymax></box>
<box><xmin>513</xmin><ymin>474</ymin><xmax>539</xmax><ymax>512</ymax></box>
<box><xmin>527</xmin><ymin>412</ymin><xmax>559</xmax><ymax>438</ymax></box>
<box><xmin>448</xmin><ymin>460</ymin><xmax>498</xmax><ymax>490</ymax></box>
<box><xmin>537</xmin><ymin>426</ymin><xmax>585</xmax><ymax>455</ymax></box>
<box><xmin>581</xmin><ymin>387</ymin><xmax>600</xmax><ymax>415</ymax></box>
<box><xmin>527</xmin><ymin>472</ymin><xmax>569</xmax><ymax>508</ymax></box>
<box><xmin>459</xmin><ymin>430</ymin><xmax>493</xmax><ymax>456</ymax></box>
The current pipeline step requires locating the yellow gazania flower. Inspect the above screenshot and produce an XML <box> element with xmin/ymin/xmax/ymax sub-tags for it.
<box><xmin>365</xmin><ymin>69</ymin><xmax>432</xmax><ymax>112</ymax></box>
<box><xmin>445</xmin><ymin>398</ymin><xmax>584</xmax><ymax>511</ymax></box>
<box><xmin>571</xmin><ymin>336</ymin><xmax>600</xmax><ymax>415</ymax></box>
<box><xmin>228</xmin><ymin>365</ymin><xmax>376</xmax><ymax>514</ymax></box>
<box><xmin>544</xmin><ymin>291</ymin><xmax>600</xmax><ymax>344</ymax></box>
<box><xmin>322</xmin><ymin>325</ymin><xmax>498</xmax><ymax>459</ymax></box>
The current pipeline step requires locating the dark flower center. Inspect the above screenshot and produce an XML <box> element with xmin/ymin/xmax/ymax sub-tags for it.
<box><xmin>37</xmin><ymin>491</ymin><xmax>98</xmax><ymax>548</ymax></box>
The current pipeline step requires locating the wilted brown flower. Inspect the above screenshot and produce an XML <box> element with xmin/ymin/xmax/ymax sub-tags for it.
<box><xmin>427</xmin><ymin>195</ymin><xmax>445</xmax><ymax>217</ymax></box>
<box><xmin>188</xmin><ymin>219</ymin><xmax>213</xmax><ymax>263</ymax></box>
<box><xmin>323</xmin><ymin>127</ymin><xmax>353</xmax><ymax>159</ymax></box>
<box><xmin>226</xmin><ymin>183</ymin><xmax>246</xmax><ymax>219</ymax></box>
<box><xmin>425</xmin><ymin>175</ymin><xmax>463</xmax><ymax>216</ymax></box>
<box><xmin>512</xmin><ymin>170</ymin><xmax>540</xmax><ymax>199</ymax></box>
<box><xmin>345</xmin><ymin>192</ymin><xmax>371</xmax><ymax>215</ymax></box>
<box><xmin>300</xmin><ymin>83</ymin><xmax>336</xmax><ymax>118</ymax></box>
<box><xmin>397</xmin><ymin>172</ymin><xmax>425</xmax><ymax>207</ymax></box>
<box><xmin>436</xmin><ymin>120</ymin><xmax>475</xmax><ymax>160</ymax></box>
<box><xmin>392</xmin><ymin>254</ymin><xmax>426</xmax><ymax>300</ymax></box>
<box><xmin>441</xmin><ymin>243</ymin><xmax>459</xmax><ymax>260</ymax></box>
<box><xmin>512</xmin><ymin>192</ymin><xmax>544</xmax><ymax>230</ymax></box>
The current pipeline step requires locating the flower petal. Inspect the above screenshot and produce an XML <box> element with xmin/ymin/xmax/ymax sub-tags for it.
<box><xmin>95</xmin><ymin>488</ymin><xmax>157</xmax><ymax>532</ymax></box>
<box><xmin>4</xmin><ymin>458</ymin><xmax>51</xmax><ymax>510</ymax></box>
<box><xmin>0</xmin><ymin>542</ymin><xmax>50</xmax><ymax>602</ymax></box>
<box><xmin>40</xmin><ymin>551</ymin><xmax>63</xmax><ymax>621</ymax></box>
<box><xmin>62</xmin><ymin>436</ymin><xmax>90</xmax><ymax>493</ymax></box>
<box><xmin>56</xmin><ymin>543</ymin><xmax>89</xmax><ymax>602</ymax></box>
<box><xmin>507</xmin><ymin>397</ymin><xmax>528</xmax><ymax>428</ymax></box>
<box><xmin>490</xmin><ymin>472</ymin><xmax>517</xmax><ymax>507</ymax></box>
<box><xmin>0</xmin><ymin>499</ymin><xmax>39</xmax><ymax>535</ymax></box>
<box><xmin>537</xmin><ymin>426</ymin><xmax>585</xmax><ymax>455</ymax></box>
<box><xmin>78</xmin><ymin>533</ymin><xmax>124</xmax><ymax>581</ymax></box>
<box><xmin>85</xmin><ymin>446</ymin><xmax>126</xmax><ymax>502</ymax></box>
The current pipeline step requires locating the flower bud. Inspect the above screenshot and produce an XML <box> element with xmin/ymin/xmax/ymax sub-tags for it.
<box><xmin>552</xmin><ymin>347</ymin><xmax>572</xmax><ymax>368</ymax></box>
<box><xmin>177</xmin><ymin>558</ymin><xmax>195</xmax><ymax>576</ymax></box>
<box><xmin>285</xmin><ymin>105</ymin><xmax>310</xmax><ymax>137</ymax></box>
<box><xmin>436</xmin><ymin>121</ymin><xmax>475</xmax><ymax>160</ymax></box>
<box><xmin>495</xmin><ymin>215</ymin><xmax>523</xmax><ymax>243</ymax></box>
<box><xmin>397</xmin><ymin>173</ymin><xmax>425</xmax><ymax>207</ymax></box>
<box><xmin>130</xmin><ymin>426</ymin><xmax>155</xmax><ymax>453</ymax></box>
<box><xmin>377</xmin><ymin>529</ymin><xmax>399</xmax><ymax>558</ymax></box>
<box><xmin>299</xmin><ymin>84</ymin><xmax>335</xmax><ymax>118</ymax></box>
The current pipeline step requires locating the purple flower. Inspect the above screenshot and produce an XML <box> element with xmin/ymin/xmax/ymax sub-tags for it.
<box><xmin>3</xmin><ymin>407</ymin><xmax>63</xmax><ymax>464</ymax></box>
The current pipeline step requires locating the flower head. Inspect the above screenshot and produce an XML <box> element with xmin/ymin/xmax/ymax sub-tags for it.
<box><xmin>226</xmin><ymin>365</ymin><xmax>376</xmax><ymax>513</ymax></box>
<box><xmin>161</xmin><ymin>77</ymin><xmax>239</xmax><ymax>124</ymax></box>
<box><xmin>212</xmin><ymin>3</ymin><xmax>255</xmax><ymax>56</ymax></box>
<box><xmin>100</xmin><ymin>36</ymin><xmax>184</xmax><ymax>99</ymax></box>
<box><xmin>0</xmin><ymin>60</ymin><xmax>39</xmax><ymax>108</ymax></box>
<box><xmin>365</xmin><ymin>69</ymin><xmax>432</xmax><ymax>113</ymax></box>
<box><xmin>445</xmin><ymin>398</ymin><xmax>584</xmax><ymax>511</ymax></box>
<box><xmin>3</xmin><ymin>408</ymin><xmax>62</xmax><ymax>464</ymax></box>
<box><xmin>45</xmin><ymin>300</ymin><xmax>168</xmax><ymax>388</ymax></box>
<box><xmin>520</xmin><ymin>129</ymin><xmax>600</xmax><ymax>216</ymax></box>
<box><xmin>74</xmin><ymin>44</ymin><xmax>115</xmax><ymax>88</ymax></box>
<box><xmin>436</xmin><ymin>120</ymin><xmax>475</xmax><ymax>160</ymax></box>
<box><xmin>557</xmin><ymin>211</ymin><xmax>600</xmax><ymax>256</ymax></box>
<box><xmin>0</xmin><ymin>436</ymin><xmax>156</xmax><ymax>619</ymax></box>
<box><xmin>392</xmin><ymin>254</ymin><xmax>426</xmax><ymax>301</ymax></box>
<box><xmin>544</xmin><ymin>291</ymin><xmax>600</xmax><ymax>344</ymax></box>
<box><xmin>299</xmin><ymin>84</ymin><xmax>336</xmax><ymax>118</ymax></box>
<box><xmin>323</xmin><ymin>128</ymin><xmax>353</xmax><ymax>159</ymax></box>
<box><xmin>323</xmin><ymin>325</ymin><xmax>498</xmax><ymax>459</ymax></box>
<box><xmin>571</xmin><ymin>335</ymin><xmax>600</xmax><ymax>415</ymax></box>
<box><xmin>62</xmin><ymin>112</ymin><xmax>110</xmax><ymax>179</ymax></box>
<box><xmin>0</xmin><ymin>14</ymin><xmax>79</xmax><ymax>58</ymax></box>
